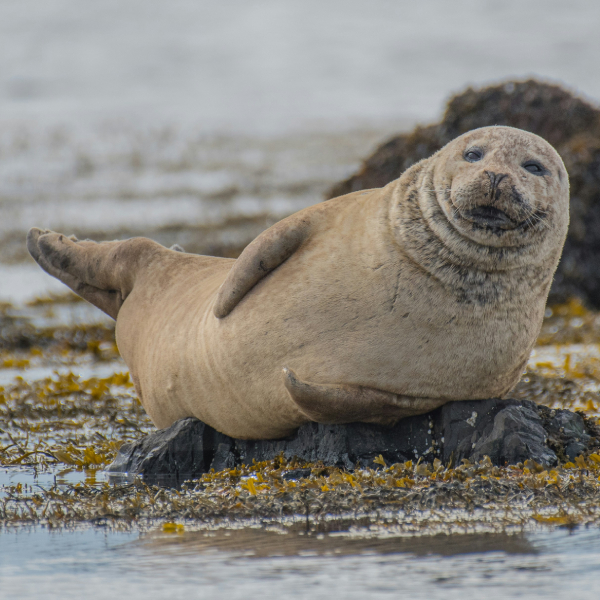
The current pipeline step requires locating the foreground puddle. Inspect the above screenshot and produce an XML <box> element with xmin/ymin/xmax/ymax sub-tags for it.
<box><xmin>139</xmin><ymin>522</ymin><xmax>539</xmax><ymax>558</ymax></box>
<box><xmin>1</xmin><ymin>525</ymin><xmax>599</xmax><ymax>599</ymax></box>
<box><xmin>0</xmin><ymin>466</ymin><xmax>107</xmax><ymax>492</ymax></box>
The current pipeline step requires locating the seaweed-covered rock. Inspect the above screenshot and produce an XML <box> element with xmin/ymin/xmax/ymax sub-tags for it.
<box><xmin>107</xmin><ymin>398</ymin><xmax>600</xmax><ymax>483</ymax></box>
<box><xmin>327</xmin><ymin>80</ymin><xmax>600</xmax><ymax>307</ymax></box>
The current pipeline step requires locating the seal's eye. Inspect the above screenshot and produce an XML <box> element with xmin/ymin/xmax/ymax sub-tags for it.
<box><xmin>523</xmin><ymin>161</ymin><xmax>546</xmax><ymax>176</ymax></box>
<box><xmin>464</xmin><ymin>148</ymin><xmax>483</xmax><ymax>162</ymax></box>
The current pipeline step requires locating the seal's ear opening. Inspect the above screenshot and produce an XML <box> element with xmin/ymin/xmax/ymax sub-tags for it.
<box><xmin>282</xmin><ymin>367</ymin><xmax>446</xmax><ymax>425</ymax></box>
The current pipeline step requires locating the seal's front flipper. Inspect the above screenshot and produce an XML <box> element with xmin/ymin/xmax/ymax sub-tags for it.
<box><xmin>283</xmin><ymin>367</ymin><xmax>447</xmax><ymax>425</ymax></box>
<box><xmin>214</xmin><ymin>215</ymin><xmax>311</xmax><ymax>318</ymax></box>
<box><xmin>27</xmin><ymin>228</ymin><xmax>166</xmax><ymax>319</ymax></box>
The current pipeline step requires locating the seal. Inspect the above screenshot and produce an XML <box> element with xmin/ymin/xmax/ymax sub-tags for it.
<box><xmin>26</xmin><ymin>126</ymin><xmax>570</xmax><ymax>439</ymax></box>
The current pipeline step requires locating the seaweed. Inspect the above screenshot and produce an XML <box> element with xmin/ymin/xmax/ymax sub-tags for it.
<box><xmin>3</xmin><ymin>454</ymin><xmax>600</xmax><ymax>532</ymax></box>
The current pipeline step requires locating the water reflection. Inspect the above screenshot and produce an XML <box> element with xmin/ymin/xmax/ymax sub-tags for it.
<box><xmin>1</xmin><ymin>525</ymin><xmax>599</xmax><ymax>600</ymax></box>
<box><xmin>106</xmin><ymin>471</ymin><xmax>196</xmax><ymax>489</ymax></box>
<box><xmin>139</xmin><ymin>525</ymin><xmax>538</xmax><ymax>559</ymax></box>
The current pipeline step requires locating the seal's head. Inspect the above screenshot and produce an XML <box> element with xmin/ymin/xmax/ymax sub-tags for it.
<box><xmin>426</xmin><ymin>126</ymin><xmax>569</xmax><ymax>258</ymax></box>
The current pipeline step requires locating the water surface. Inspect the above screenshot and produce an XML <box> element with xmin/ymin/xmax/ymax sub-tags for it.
<box><xmin>1</xmin><ymin>526</ymin><xmax>600</xmax><ymax>599</ymax></box>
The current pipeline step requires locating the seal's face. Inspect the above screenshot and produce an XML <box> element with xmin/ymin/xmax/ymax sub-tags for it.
<box><xmin>432</xmin><ymin>126</ymin><xmax>569</xmax><ymax>249</ymax></box>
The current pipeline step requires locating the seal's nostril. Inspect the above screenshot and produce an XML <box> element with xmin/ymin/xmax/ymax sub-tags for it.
<box><xmin>486</xmin><ymin>171</ymin><xmax>508</xmax><ymax>188</ymax></box>
<box><xmin>485</xmin><ymin>171</ymin><xmax>508</xmax><ymax>201</ymax></box>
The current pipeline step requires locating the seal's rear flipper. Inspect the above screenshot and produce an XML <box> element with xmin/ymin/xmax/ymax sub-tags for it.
<box><xmin>27</xmin><ymin>228</ymin><xmax>166</xmax><ymax>319</ymax></box>
<box><xmin>214</xmin><ymin>214</ymin><xmax>312</xmax><ymax>318</ymax></box>
<box><xmin>282</xmin><ymin>367</ymin><xmax>447</xmax><ymax>425</ymax></box>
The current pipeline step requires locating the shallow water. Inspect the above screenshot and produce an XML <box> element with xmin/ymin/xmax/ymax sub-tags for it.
<box><xmin>3</xmin><ymin>0</ymin><xmax>600</xmax><ymax>130</ymax></box>
<box><xmin>0</xmin><ymin>361</ymin><xmax>124</xmax><ymax>386</ymax></box>
<box><xmin>0</xmin><ymin>466</ymin><xmax>101</xmax><ymax>490</ymax></box>
<box><xmin>1</xmin><ymin>526</ymin><xmax>600</xmax><ymax>599</ymax></box>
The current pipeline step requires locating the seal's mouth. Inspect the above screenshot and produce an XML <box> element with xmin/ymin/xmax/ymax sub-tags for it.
<box><xmin>461</xmin><ymin>206</ymin><xmax>520</xmax><ymax>231</ymax></box>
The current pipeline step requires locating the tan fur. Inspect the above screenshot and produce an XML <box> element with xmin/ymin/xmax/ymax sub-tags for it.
<box><xmin>27</xmin><ymin>127</ymin><xmax>569</xmax><ymax>439</ymax></box>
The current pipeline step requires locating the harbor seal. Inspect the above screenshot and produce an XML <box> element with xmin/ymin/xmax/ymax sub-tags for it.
<box><xmin>26</xmin><ymin>126</ymin><xmax>569</xmax><ymax>439</ymax></box>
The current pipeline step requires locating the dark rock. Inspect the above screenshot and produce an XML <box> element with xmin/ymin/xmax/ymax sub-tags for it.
<box><xmin>326</xmin><ymin>79</ymin><xmax>600</xmax><ymax>308</ymax></box>
<box><xmin>108</xmin><ymin>418</ymin><xmax>212</xmax><ymax>485</ymax></box>
<box><xmin>541</xmin><ymin>408</ymin><xmax>591</xmax><ymax>461</ymax></box>
<box><xmin>433</xmin><ymin>399</ymin><xmax>557</xmax><ymax>467</ymax></box>
<box><xmin>282</xmin><ymin>468</ymin><xmax>312</xmax><ymax>481</ymax></box>
<box><xmin>234</xmin><ymin>415</ymin><xmax>433</xmax><ymax>469</ymax></box>
<box><xmin>107</xmin><ymin>398</ymin><xmax>600</xmax><ymax>484</ymax></box>
<box><xmin>472</xmin><ymin>406</ymin><xmax>556</xmax><ymax>466</ymax></box>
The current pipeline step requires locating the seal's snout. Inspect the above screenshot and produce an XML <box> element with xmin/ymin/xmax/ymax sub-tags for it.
<box><xmin>454</xmin><ymin>166</ymin><xmax>533</xmax><ymax>232</ymax></box>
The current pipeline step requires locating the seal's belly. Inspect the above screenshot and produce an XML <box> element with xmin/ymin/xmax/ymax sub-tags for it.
<box><xmin>217</xmin><ymin>254</ymin><xmax>543</xmax><ymax>410</ymax></box>
<box><xmin>264</xmin><ymin>309</ymin><xmax>534</xmax><ymax>401</ymax></box>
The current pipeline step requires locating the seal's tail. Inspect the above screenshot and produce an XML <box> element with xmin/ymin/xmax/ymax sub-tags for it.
<box><xmin>27</xmin><ymin>228</ymin><xmax>168</xmax><ymax>319</ymax></box>
<box><xmin>282</xmin><ymin>367</ymin><xmax>447</xmax><ymax>425</ymax></box>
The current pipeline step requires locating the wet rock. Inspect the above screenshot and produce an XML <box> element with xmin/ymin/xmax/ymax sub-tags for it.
<box><xmin>542</xmin><ymin>408</ymin><xmax>591</xmax><ymax>461</ymax></box>
<box><xmin>108</xmin><ymin>418</ymin><xmax>212</xmax><ymax>483</ymax></box>
<box><xmin>433</xmin><ymin>399</ymin><xmax>557</xmax><ymax>466</ymax></box>
<box><xmin>107</xmin><ymin>398</ymin><xmax>599</xmax><ymax>482</ymax></box>
<box><xmin>282</xmin><ymin>468</ymin><xmax>312</xmax><ymax>481</ymax></box>
<box><xmin>472</xmin><ymin>405</ymin><xmax>555</xmax><ymax>466</ymax></box>
<box><xmin>326</xmin><ymin>79</ymin><xmax>600</xmax><ymax>308</ymax></box>
<box><xmin>234</xmin><ymin>415</ymin><xmax>433</xmax><ymax>469</ymax></box>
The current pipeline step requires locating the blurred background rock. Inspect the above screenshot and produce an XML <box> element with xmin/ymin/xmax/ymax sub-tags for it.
<box><xmin>2</xmin><ymin>0</ymin><xmax>600</xmax><ymax>306</ymax></box>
